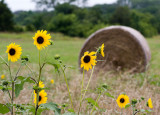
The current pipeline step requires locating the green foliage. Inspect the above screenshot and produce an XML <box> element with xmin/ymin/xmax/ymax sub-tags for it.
<box><xmin>40</xmin><ymin>102</ymin><xmax>61</xmax><ymax>115</ymax></box>
<box><xmin>0</xmin><ymin>0</ymin><xmax>14</xmax><ymax>31</ymax></box>
<box><xmin>85</xmin><ymin>98</ymin><xmax>99</xmax><ymax>108</ymax></box>
<box><xmin>105</xmin><ymin>92</ymin><xmax>114</xmax><ymax>99</ymax></box>
<box><xmin>110</xmin><ymin>6</ymin><xmax>131</xmax><ymax>26</ymax></box>
<box><xmin>15</xmin><ymin>76</ymin><xmax>35</xmax><ymax>97</ymax></box>
<box><xmin>12</xmin><ymin>1</ymin><xmax>160</xmax><ymax>38</ymax></box>
<box><xmin>0</xmin><ymin>103</ymin><xmax>10</xmax><ymax>114</ymax></box>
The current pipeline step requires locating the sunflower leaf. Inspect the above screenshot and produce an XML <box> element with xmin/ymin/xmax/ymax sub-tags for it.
<box><xmin>105</xmin><ymin>92</ymin><xmax>114</xmax><ymax>99</ymax></box>
<box><xmin>85</xmin><ymin>98</ymin><xmax>99</xmax><ymax>108</ymax></box>
<box><xmin>15</xmin><ymin>76</ymin><xmax>35</xmax><ymax>97</ymax></box>
<box><xmin>125</xmin><ymin>104</ymin><xmax>131</xmax><ymax>109</ymax></box>
<box><xmin>47</xmin><ymin>62</ymin><xmax>60</xmax><ymax>74</ymax></box>
<box><xmin>0</xmin><ymin>103</ymin><xmax>10</xmax><ymax>114</ymax></box>
<box><xmin>40</xmin><ymin>102</ymin><xmax>61</xmax><ymax>115</ymax></box>
<box><xmin>26</xmin><ymin>105</ymin><xmax>44</xmax><ymax>115</ymax></box>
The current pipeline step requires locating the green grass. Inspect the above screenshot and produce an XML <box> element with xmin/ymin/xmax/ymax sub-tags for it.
<box><xmin>0</xmin><ymin>32</ymin><xmax>160</xmax><ymax>72</ymax></box>
<box><xmin>0</xmin><ymin>32</ymin><xmax>160</xmax><ymax>114</ymax></box>
<box><xmin>0</xmin><ymin>32</ymin><xmax>84</xmax><ymax>67</ymax></box>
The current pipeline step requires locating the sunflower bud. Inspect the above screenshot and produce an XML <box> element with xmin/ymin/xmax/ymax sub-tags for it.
<box><xmin>50</xmin><ymin>40</ymin><xmax>54</xmax><ymax>45</ymax></box>
<box><xmin>97</xmin><ymin>47</ymin><xmax>101</xmax><ymax>54</ymax></box>
<box><xmin>16</xmin><ymin>104</ymin><xmax>20</xmax><ymax>108</ymax></box>
<box><xmin>131</xmin><ymin>99</ymin><xmax>137</xmax><ymax>105</ymax></box>
<box><xmin>2</xmin><ymin>87</ymin><xmax>7</xmax><ymax>92</ymax></box>
<box><xmin>2</xmin><ymin>81</ymin><xmax>8</xmax><ymax>86</ymax></box>
<box><xmin>20</xmin><ymin>106</ymin><xmax>24</xmax><ymax>111</ymax></box>
<box><xmin>21</xmin><ymin>56</ymin><xmax>29</xmax><ymax>62</ymax></box>
<box><xmin>59</xmin><ymin>60</ymin><xmax>62</xmax><ymax>63</ymax></box>
<box><xmin>141</xmin><ymin>97</ymin><xmax>145</xmax><ymax>100</ymax></box>
<box><xmin>54</xmin><ymin>54</ymin><xmax>60</xmax><ymax>60</ymax></box>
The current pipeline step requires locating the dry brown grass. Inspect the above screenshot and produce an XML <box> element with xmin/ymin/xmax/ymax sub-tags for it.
<box><xmin>1</xmin><ymin>63</ymin><xmax>159</xmax><ymax>115</ymax></box>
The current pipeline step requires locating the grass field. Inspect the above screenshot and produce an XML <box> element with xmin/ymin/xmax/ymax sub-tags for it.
<box><xmin>0</xmin><ymin>32</ymin><xmax>160</xmax><ymax>114</ymax></box>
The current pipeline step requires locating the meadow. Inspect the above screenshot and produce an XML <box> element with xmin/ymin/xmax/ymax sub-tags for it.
<box><xmin>0</xmin><ymin>32</ymin><xmax>160</xmax><ymax>114</ymax></box>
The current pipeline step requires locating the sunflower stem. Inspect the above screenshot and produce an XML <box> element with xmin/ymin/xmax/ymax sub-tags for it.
<box><xmin>78</xmin><ymin>65</ymin><xmax>95</xmax><ymax>115</ymax></box>
<box><xmin>14</xmin><ymin>64</ymin><xmax>22</xmax><ymax>81</ymax></box>
<box><xmin>35</xmin><ymin>50</ymin><xmax>41</xmax><ymax>115</ymax></box>
<box><xmin>132</xmin><ymin>105</ymin><xmax>134</xmax><ymax>115</ymax></box>
<box><xmin>78</xmin><ymin>50</ymin><xmax>98</xmax><ymax>115</ymax></box>
<box><xmin>8</xmin><ymin>61</ymin><xmax>14</xmax><ymax>115</ymax></box>
<box><xmin>0</xmin><ymin>56</ymin><xmax>9</xmax><ymax>67</ymax></box>
<box><xmin>79</xmin><ymin>69</ymin><xmax>85</xmax><ymax>101</ymax></box>
<box><xmin>60</xmin><ymin>64</ymin><xmax>74</xmax><ymax>112</ymax></box>
<box><xmin>121</xmin><ymin>109</ymin><xmax>123</xmax><ymax>115</ymax></box>
<box><xmin>25</xmin><ymin>63</ymin><xmax>36</xmax><ymax>78</ymax></box>
<box><xmin>6</xmin><ymin>86</ymin><xmax>12</xmax><ymax>101</ymax></box>
<box><xmin>90</xmin><ymin>92</ymin><xmax>102</xmax><ymax>115</ymax></box>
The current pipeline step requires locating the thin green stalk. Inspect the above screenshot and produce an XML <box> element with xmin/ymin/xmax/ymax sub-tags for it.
<box><xmin>90</xmin><ymin>93</ymin><xmax>102</xmax><ymax>115</ymax></box>
<box><xmin>43</xmin><ymin>47</ymin><xmax>49</xmax><ymax>62</ymax></box>
<box><xmin>14</xmin><ymin>64</ymin><xmax>22</xmax><ymax>81</ymax></box>
<box><xmin>35</xmin><ymin>51</ymin><xmax>41</xmax><ymax>115</ymax></box>
<box><xmin>78</xmin><ymin>65</ymin><xmax>95</xmax><ymax>115</ymax></box>
<box><xmin>121</xmin><ymin>109</ymin><xmax>123</xmax><ymax>115</ymax></box>
<box><xmin>0</xmin><ymin>56</ymin><xmax>9</xmax><ymax>66</ymax></box>
<box><xmin>6</xmin><ymin>86</ymin><xmax>12</xmax><ymax>100</ymax></box>
<box><xmin>78</xmin><ymin>69</ymin><xmax>85</xmax><ymax>114</ymax></box>
<box><xmin>132</xmin><ymin>106</ymin><xmax>134</xmax><ymax>115</ymax></box>
<box><xmin>80</xmin><ymin>69</ymin><xmax>85</xmax><ymax>100</ymax></box>
<box><xmin>8</xmin><ymin>61</ymin><xmax>14</xmax><ymax>115</ymax></box>
<box><xmin>25</xmin><ymin>63</ymin><xmax>36</xmax><ymax>78</ymax></box>
<box><xmin>60</xmin><ymin>64</ymin><xmax>74</xmax><ymax>111</ymax></box>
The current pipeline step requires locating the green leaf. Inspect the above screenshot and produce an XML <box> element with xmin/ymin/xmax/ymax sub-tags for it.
<box><xmin>15</xmin><ymin>76</ymin><xmax>35</xmax><ymax>97</ymax></box>
<box><xmin>67</xmin><ymin>109</ymin><xmax>74</xmax><ymax>112</ymax></box>
<box><xmin>0</xmin><ymin>103</ymin><xmax>10</xmax><ymax>114</ymax></box>
<box><xmin>85</xmin><ymin>98</ymin><xmax>99</xmax><ymax>108</ymax></box>
<box><xmin>125</xmin><ymin>104</ymin><xmax>131</xmax><ymax>109</ymax></box>
<box><xmin>26</xmin><ymin>105</ymin><xmax>44</xmax><ymax>115</ymax></box>
<box><xmin>47</xmin><ymin>62</ymin><xmax>60</xmax><ymax>74</ymax></box>
<box><xmin>0</xmin><ymin>85</ymin><xmax>3</xmax><ymax>89</ymax></box>
<box><xmin>105</xmin><ymin>92</ymin><xmax>114</xmax><ymax>99</ymax></box>
<box><xmin>40</xmin><ymin>102</ymin><xmax>61</xmax><ymax>115</ymax></box>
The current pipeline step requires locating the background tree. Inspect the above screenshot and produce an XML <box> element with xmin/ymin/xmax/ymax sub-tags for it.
<box><xmin>33</xmin><ymin>0</ymin><xmax>88</xmax><ymax>9</ymax></box>
<box><xmin>109</xmin><ymin>6</ymin><xmax>131</xmax><ymax>26</ymax></box>
<box><xmin>0</xmin><ymin>0</ymin><xmax>14</xmax><ymax>31</ymax></box>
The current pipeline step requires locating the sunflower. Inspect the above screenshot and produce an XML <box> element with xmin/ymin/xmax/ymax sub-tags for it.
<box><xmin>100</xmin><ymin>43</ymin><xmax>105</xmax><ymax>57</ymax></box>
<box><xmin>50</xmin><ymin>79</ymin><xmax>54</xmax><ymax>84</ymax></box>
<box><xmin>34</xmin><ymin>90</ymin><xmax>47</xmax><ymax>105</ymax></box>
<box><xmin>81</xmin><ymin>51</ymin><xmax>97</xmax><ymax>71</ymax></box>
<box><xmin>116</xmin><ymin>94</ymin><xmax>130</xmax><ymax>108</ymax></box>
<box><xmin>147</xmin><ymin>98</ymin><xmax>153</xmax><ymax>109</ymax></box>
<box><xmin>34</xmin><ymin>81</ymin><xmax>44</xmax><ymax>94</ymax></box>
<box><xmin>6</xmin><ymin>43</ymin><xmax>22</xmax><ymax>62</ymax></box>
<box><xmin>1</xmin><ymin>75</ymin><xmax>5</xmax><ymax>79</ymax></box>
<box><xmin>39</xmin><ymin>81</ymin><xmax>44</xmax><ymax>88</ymax></box>
<box><xmin>33</xmin><ymin>30</ymin><xmax>51</xmax><ymax>50</ymax></box>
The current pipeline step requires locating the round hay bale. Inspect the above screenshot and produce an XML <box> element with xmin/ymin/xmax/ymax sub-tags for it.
<box><xmin>79</xmin><ymin>26</ymin><xmax>151</xmax><ymax>73</ymax></box>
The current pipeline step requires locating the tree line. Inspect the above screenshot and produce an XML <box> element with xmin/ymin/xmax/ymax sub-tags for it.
<box><xmin>0</xmin><ymin>0</ymin><xmax>160</xmax><ymax>37</ymax></box>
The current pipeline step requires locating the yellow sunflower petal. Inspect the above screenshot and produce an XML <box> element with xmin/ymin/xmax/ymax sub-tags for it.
<box><xmin>6</xmin><ymin>43</ymin><xmax>22</xmax><ymax>62</ymax></box>
<box><xmin>33</xmin><ymin>30</ymin><xmax>51</xmax><ymax>50</ymax></box>
<box><xmin>148</xmin><ymin>98</ymin><xmax>153</xmax><ymax>109</ymax></box>
<box><xmin>80</xmin><ymin>51</ymin><xmax>97</xmax><ymax>71</ymax></box>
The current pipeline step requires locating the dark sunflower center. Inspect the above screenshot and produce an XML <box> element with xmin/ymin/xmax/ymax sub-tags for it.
<box><xmin>120</xmin><ymin>98</ymin><xmax>125</xmax><ymax>103</ymax></box>
<box><xmin>83</xmin><ymin>55</ymin><xmax>91</xmax><ymax>63</ymax></box>
<box><xmin>37</xmin><ymin>36</ymin><xmax>44</xmax><ymax>44</ymax></box>
<box><xmin>39</xmin><ymin>96</ymin><xmax>42</xmax><ymax>101</ymax></box>
<box><xmin>9</xmin><ymin>48</ymin><xmax>16</xmax><ymax>55</ymax></box>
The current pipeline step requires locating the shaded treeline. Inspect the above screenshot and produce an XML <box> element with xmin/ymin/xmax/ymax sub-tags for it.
<box><xmin>0</xmin><ymin>0</ymin><xmax>160</xmax><ymax>37</ymax></box>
